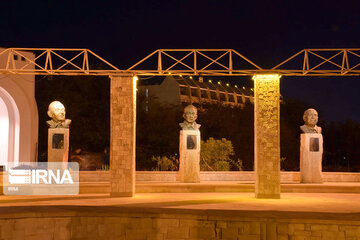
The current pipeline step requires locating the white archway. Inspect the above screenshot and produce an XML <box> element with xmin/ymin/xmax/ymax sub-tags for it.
<box><xmin>0</xmin><ymin>86</ymin><xmax>20</xmax><ymax>170</ymax></box>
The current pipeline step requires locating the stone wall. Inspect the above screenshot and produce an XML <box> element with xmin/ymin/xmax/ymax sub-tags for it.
<box><xmin>1</xmin><ymin>210</ymin><xmax>360</xmax><ymax>240</ymax></box>
<box><xmin>1</xmin><ymin>171</ymin><xmax>358</xmax><ymax>185</ymax></box>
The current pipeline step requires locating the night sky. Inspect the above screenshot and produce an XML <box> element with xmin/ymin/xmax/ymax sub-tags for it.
<box><xmin>2</xmin><ymin>0</ymin><xmax>360</xmax><ymax>122</ymax></box>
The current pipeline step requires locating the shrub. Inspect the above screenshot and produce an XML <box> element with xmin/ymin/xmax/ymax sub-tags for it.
<box><xmin>200</xmin><ymin>138</ymin><xmax>242</xmax><ymax>171</ymax></box>
<box><xmin>152</xmin><ymin>156</ymin><xmax>179</xmax><ymax>171</ymax></box>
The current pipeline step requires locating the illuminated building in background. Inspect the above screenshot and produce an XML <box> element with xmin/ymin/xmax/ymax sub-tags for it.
<box><xmin>138</xmin><ymin>76</ymin><xmax>254</xmax><ymax>110</ymax></box>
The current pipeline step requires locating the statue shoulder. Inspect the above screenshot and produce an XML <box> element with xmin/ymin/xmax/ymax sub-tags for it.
<box><xmin>316</xmin><ymin>126</ymin><xmax>322</xmax><ymax>134</ymax></box>
<box><xmin>47</xmin><ymin>120</ymin><xmax>56</xmax><ymax>128</ymax></box>
<box><xmin>64</xmin><ymin>119</ymin><xmax>72</xmax><ymax>128</ymax></box>
<box><xmin>300</xmin><ymin>125</ymin><xmax>306</xmax><ymax>133</ymax></box>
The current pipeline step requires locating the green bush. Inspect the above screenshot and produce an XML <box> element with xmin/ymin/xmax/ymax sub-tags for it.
<box><xmin>152</xmin><ymin>156</ymin><xmax>179</xmax><ymax>171</ymax></box>
<box><xmin>214</xmin><ymin>161</ymin><xmax>230</xmax><ymax>171</ymax></box>
<box><xmin>200</xmin><ymin>138</ymin><xmax>242</xmax><ymax>171</ymax></box>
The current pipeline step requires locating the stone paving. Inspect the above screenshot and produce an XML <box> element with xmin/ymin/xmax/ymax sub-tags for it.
<box><xmin>1</xmin><ymin>192</ymin><xmax>360</xmax><ymax>239</ymax></box>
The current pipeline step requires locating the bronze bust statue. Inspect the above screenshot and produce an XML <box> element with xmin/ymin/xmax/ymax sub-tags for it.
<box><xmin>179</xmin><ymin>105</ymin><xmax>201</xmax><ymax>130</ymax></box>
<box><xmin>46</xmin><ymin>101</ymin><xmax>72</xmax><ymax>128</ymax></box>
<box><xmin>300</xmin><ymin>108</ymin><xmax>321</xmax><ymax>134</ymax></box>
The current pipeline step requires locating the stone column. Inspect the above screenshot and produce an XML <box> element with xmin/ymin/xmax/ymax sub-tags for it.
<box><xmin>110</xmin><ymin>75</ymin><xmax>136</xmax><ymax>197</ymax></box>
<box><xmin>253</xmin><ymin>74</ymin><xmax>281</xmax><ymax>199</ymax></box>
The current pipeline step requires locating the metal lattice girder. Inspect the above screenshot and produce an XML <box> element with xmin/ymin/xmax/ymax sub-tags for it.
<box><xmin>0</xmin><ymin>48</ymin><xmax>124</xmax><ymax>75</ymax></box>
<box><xmin>127</xmin><ymin>49</ymin><xmax>263</xmax><ymax>76</ymax></box>
<box><xmin>272</xmin><ymin>49</ymin><xmax>360</xmax><ymax>76</ymax></box>
<box><xmin>3</xmin><ymin>48</ymin><xmax>360</xmax><ymax>76</ymax></box>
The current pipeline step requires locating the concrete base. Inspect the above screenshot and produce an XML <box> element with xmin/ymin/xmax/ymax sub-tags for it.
<box><xmin>300</xmin><ymin>133</ymin><xmax>323</xmax><ymax>183</ymax></box>
<box><xmin>179</xmin><ymin>130</ymin><xmax>201</xmax><ymax>183</ymax></box>
<box><xmin>48</xmin><ymin>128</ymin><xmax>69</xmax><ymax>162</ymax></box>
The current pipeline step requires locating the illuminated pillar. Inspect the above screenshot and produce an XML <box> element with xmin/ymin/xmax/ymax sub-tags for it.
<box><xmin>253</xmin><ymin>74</ymin><xmax>281</xmax><ymax>199</ymax></box>
<box><xmin>110</xmin><ymin>75</ymin><xmax>136</xmax><ymax>197</ymax></box>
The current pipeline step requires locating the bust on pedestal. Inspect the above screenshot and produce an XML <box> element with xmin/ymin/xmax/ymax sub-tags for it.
<box><xmin>179</xmin><ymin>105</ymin><xmax>201</xmax><ymax>183</ymax></box>
<box><xmin>47</xmin><ymin>101</ymin><xmax>71</xmax><ymax>163</ymax></box>
<box><xmin>300</xmin><ymin>108</ymin><xmax>323</xmax><ymax>183</ymax></box>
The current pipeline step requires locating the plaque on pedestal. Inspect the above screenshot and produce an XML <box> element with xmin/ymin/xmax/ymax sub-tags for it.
<box><xmin>48</xmin><ymin>128</ymin><xmax>69</xmax><ymax>162</ymax></box>
<box><xmin>179</xmin><ymin>130</ymin><xmax>201</xmax><ymax>183</ymax></box>
<box><xmin>300</xmin><ymin>133</ymin><xmax>323</xmax><ymax>183</ymax></box>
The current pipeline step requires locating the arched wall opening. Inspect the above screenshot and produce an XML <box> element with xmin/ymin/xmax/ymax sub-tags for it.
<box><xmin>0</xmin><ymin>86</ymin><xmax>20</xmax><ymax>170</ymax></box>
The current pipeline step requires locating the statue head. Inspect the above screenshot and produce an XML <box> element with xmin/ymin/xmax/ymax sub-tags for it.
<box><xmin>183</xmin><ymin>105</ymin><xmax>198</xmax><ymax>124</ymax></box>
<box><xmin>303</xmin><ymin>108</ymin><xmax>318</xmax><ymax>127</ymax></box>
<box><xmin>48</xmin><ymin>101</ymin><xmax>66</xmax><ymax>122</ymax></box>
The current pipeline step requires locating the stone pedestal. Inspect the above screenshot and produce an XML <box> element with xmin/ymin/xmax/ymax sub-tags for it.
<box><xmin>300</xmin><ymin>133</ymin><xmax>323</xmax><ymax>183</ymax></box>
<box><xmin>179</xmin><ymin>130</ymin><xmax>200</xmax><ymax>183</ymax></box>
<box><xmin>110</xmin><ymin>75</ymin><xmax>136</xmax><ymax>197</ymax></box>
<box><xmin>253</xmin><ymin>74</ymin><xmax>281</xmax><ymax>199</ymax></box>
<box><xmin>48</xmin><ymin>128</ymin><xmax>69</xmax><ymax>162</ymax></box>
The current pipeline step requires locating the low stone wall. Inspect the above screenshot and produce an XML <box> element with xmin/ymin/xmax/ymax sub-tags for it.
<box><xmin>79</xmin><ymin>171</ymin><xmax>109</xmax><ymax>182</ymax></box>
<box><xmin>78</xmin><ymin>171</ymin><xmax>360</xmax><ymax>183</ymax></box>
<box><xmin>1</xmin><ymin>207</ymin><xmax>360</xmax><ymax>240</ymax></box>
<box><xmin>2</xmin><ymin>171</ymin><xmax>359</xmax><ymax>184</ymax></box>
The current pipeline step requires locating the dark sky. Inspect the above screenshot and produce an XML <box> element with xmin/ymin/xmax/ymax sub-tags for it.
<box><xmin>2</xmin><ymin>0</ymin><xmax>360</xmax><ymax>122</ymax></box>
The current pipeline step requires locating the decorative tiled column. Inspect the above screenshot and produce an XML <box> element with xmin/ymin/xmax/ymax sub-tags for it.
<box><xmin>110</xmin><ymin>75</ymin><xmax>136</xmax><ymax>197</ymax></box>
<box><xmin>253</xmin><ymin>74</ymin><xmax>281</xmax><ymax>199</ymax></box>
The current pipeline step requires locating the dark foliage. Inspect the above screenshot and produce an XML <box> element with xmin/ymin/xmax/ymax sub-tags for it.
<box><xmin>280</xmin><ymin>98</ymin><xmax>311</xmax><ymax>170</ymax></box>
<box><xmin>198</xmin><ymin>104</ymin><xmax>254</xmax><ymax>170</ymax></box>
<box><xmin>322</xmin><ymin>120</ymin><xmax>360</xmax><ymax>172</ymax></box>
<box><xmin>35</xmin><ymin>75</ymin><xmax>110</xmax><ymax>161</ymax></box>
<box><xmin>136</xmin><ymin>92</ymin><xmax>183</xmax><ymax>170</ymax></box>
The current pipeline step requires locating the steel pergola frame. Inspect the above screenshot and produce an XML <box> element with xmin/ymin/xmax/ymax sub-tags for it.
<box><xmin>1</xmin><ymin>48</ymin><xmax>360</xmax><ymax>76</ymax></box>
<box><xmin>272</xmin><ymin>49</ymin><xmax>360</xmax><ymax>76</ymax></box>
<box><xmin>127</xmin><ymin>49</ymin><xmax>263</xmax><ymax>76</ymax></box>
<box><xmin>0</xmin><ymin>48</ymin><xmax>122</xmax><ymax>75</ymax></box>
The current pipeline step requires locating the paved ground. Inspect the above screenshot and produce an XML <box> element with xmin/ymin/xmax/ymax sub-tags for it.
<box><xmin>1</xmin><ymin>192</ymin><xmax>360</xmax><ymax>220</ymax></box>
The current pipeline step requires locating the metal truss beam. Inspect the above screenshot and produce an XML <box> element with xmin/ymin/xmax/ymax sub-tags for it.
<box><xmin>127</xmin><ymin>49</ymin><xmax>263</xmax><ymax>76</ymax></box>
<box><xmin>0</xmin><ymin>48</ymin><xmax>124</xmax><ymax>75</ymax></box>
<box><xmin>272</xmin><ymin>49</ymin><xmax>360</xmax><ymax>76</ymax></box>
<box><xmin>2</xmin><ymin>48</ymin><xmax>360</xmax><ymax>76</ymax></box>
